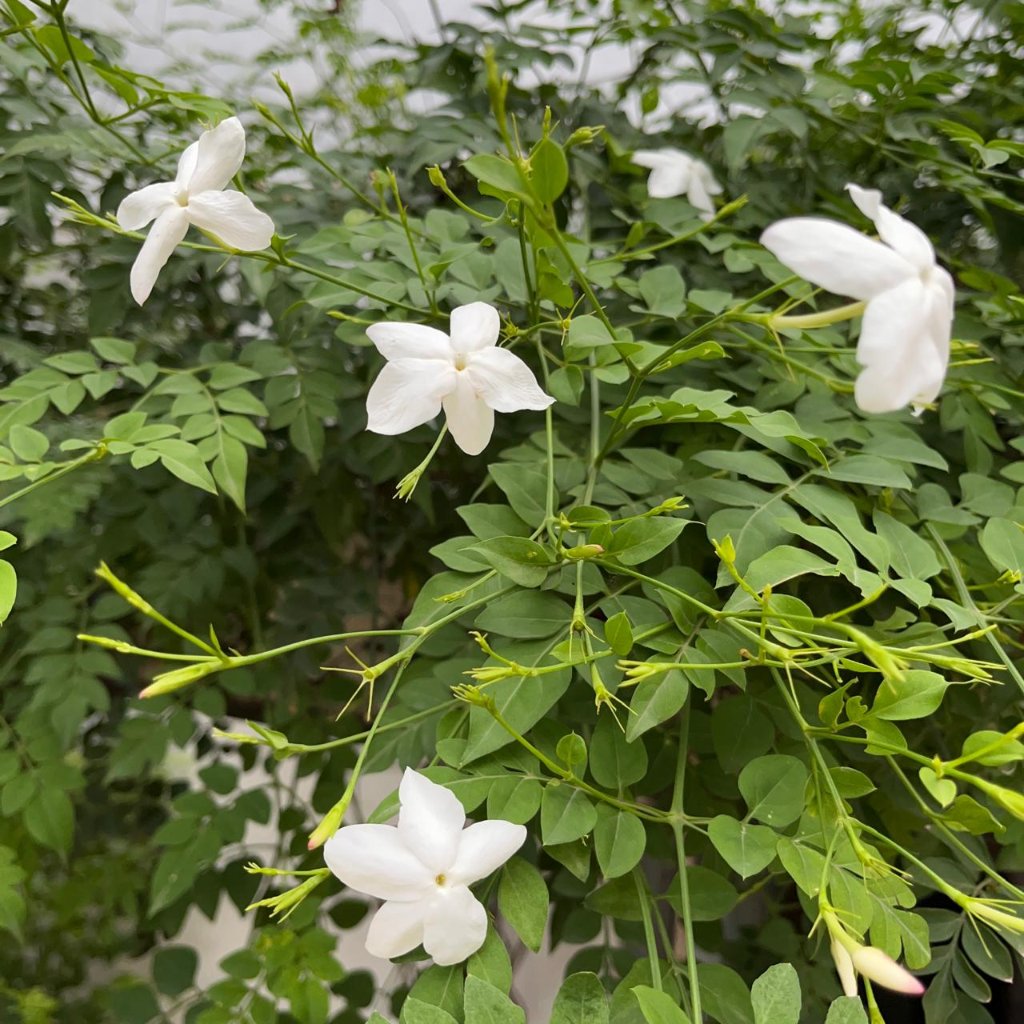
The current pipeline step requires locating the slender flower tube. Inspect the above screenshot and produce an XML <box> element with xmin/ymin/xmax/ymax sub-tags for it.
<box><xmin>760</xmin><ymin>184</ymin><xmax>954</xmax><ymax>414</ymax></box>
<box><xmin>631</xmin><ymin>147</ymin><xmax>722</xmax><ymax>219</ymax></box>
<box><xmin>116</xmin><ymin>117</ymin><xmax>275</xmax><ymax>304</ymax></box>
<box><xmin>365</xmin><ymin>302</ymin><xmax>554</xmax><ymax>455</ymax></box>
<box><xmin>323</xmin><ymin>769</ymin><xmax>526</xmax><ymax>965</ymax></box>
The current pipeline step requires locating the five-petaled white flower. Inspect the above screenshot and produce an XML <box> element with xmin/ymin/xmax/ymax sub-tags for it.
<box><xmin>365</xmin><ymin>302</ymin><xmax>554</xmax><ymax>455</ymax></box>
<box><xmin>632</xmin><ymin>147</ymin><xmax>722</xmax><ymax>220</ymax></box>
<box><xmin>323</xmin><ymin>769</ymin><xmax>526</xmax><ymax>965</ymax></box>
<box><xmin>116</xmin><ymin>116</ymin><xmax>275</xmax><ymax>306</ymax></box>
<box><xmin>760</xmin><ymin>183</ymin><xmax>955</xmax><ymax>414</ymax></box>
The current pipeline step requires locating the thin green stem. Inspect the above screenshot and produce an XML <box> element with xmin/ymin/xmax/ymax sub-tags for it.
<box><xmin>634</xmin><ymin>867</ymin><xmax>663</xmax><ymax>992</ymax></box>
<box><xmin>0</xmin><ymin>444</ymin><xmax>106</xmax><ymax>512</ymax></box>
<box><xmin>671</xmin><ymin>703</ymin><xmax>702</xmax><ymax>1022</ymax></box>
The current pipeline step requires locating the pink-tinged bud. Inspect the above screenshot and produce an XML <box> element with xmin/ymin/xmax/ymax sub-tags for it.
<box><xmin>850</xmin><ymin>946</ymin><xmax>925</xmax><ymax>996</ymax></box>
<box><xmin>831</xmin><ymin>939</ymin><xmax>858</xmax><ymax>997</ymax></box>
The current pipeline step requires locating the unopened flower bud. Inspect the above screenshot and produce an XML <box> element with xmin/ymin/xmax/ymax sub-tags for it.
<box><xmin>850</xmin><ymin>945</ymin><xmax>924</xmax><ymax>996</ymax></box>
<box><xmin>139</xmin><ymin>660</ymin><xmax>221</xmax><ymax>698</ymax></box>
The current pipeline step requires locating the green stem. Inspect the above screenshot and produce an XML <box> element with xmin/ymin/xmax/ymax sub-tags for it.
<box><xmin>671</xmin><ymin>703</ymin><xmax>702</xmax><ymax>1022</ymax></box>
<box><xmin>634</xmin><ymin>867</ymin><xmax>663</xmax><ymax>992</ymax></box>
<box><xmin>0</xmin><ymin>444</ymin><xmax>106</xmax><ymax>512</ymax></box>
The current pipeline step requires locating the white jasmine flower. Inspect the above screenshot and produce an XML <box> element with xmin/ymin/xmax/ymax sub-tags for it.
<box><xmin>365</xmin><ymin>302</ymin><xmax>554</xmax><ymax>455</ymax></box>
<box><xmin>116</xmin><ymin>116</ymin><xmax>275</xmax><ymax>305</ymax></box>
<box><xmin>760</xmin><ymin>183</ymin><xmax>955</xmax><ymax>414</ymax></box>
<box><xmin>323</xmin><ymin>769</ymin><xmax>526</xmax><ymax>965</ymax></box>
<box><xmin>631</xmin><ymin>147</ymin><xmax>722</xmax><ymax>219</ymax></box>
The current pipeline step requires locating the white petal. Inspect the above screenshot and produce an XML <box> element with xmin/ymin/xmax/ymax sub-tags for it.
<box><xmin>449</xmin><ymin>302</ymin><xmax>500</xmax><ymax>353</ymax></box>
<box><xmin>465</xmin><ymin>347</ymin><xmax>555</xmax><ymax>413</ymax></box>
<box><xmin>760</xmin><ymin>217</ymin><xmax>915</xmax><ymax>300</ymax></box>
<box><xmin>855</xmin><ymin>277</ymin><xmax>928</xmax><ymax>367</ymax></box>
<box><xmin>854</xmin><ymin>276</ymin><xmax>950</xmax><ymax>413</ymax></box>
<box><xmin>129</xmin><ymin>205</ymin><xmax>190</xmax><ymax>306</ymax></box>
<box><xmin>448</xmin><ymin>821</ymin><xmax>527</xmax><ymax>887</ymax></box>
<box><xmin>186</xmin><ymin>190</ymin><xmax>275</xmax><ymax>250</ymax></box>
<box><xmin>695</xmin><ymin>160</ymin><xmax>723</xmax><ymax>196</ymax></box>
<box><xmin>365</xmin><ymin>899</ymin><xmax>428</xmax><ymax>960</ymax></box>
<box><xmin>366</xmin><ymin>358</ymin><xmax>457</xmax><ymax>436</ymax></box>
<box><xmin>442</xmin><ymin>373</ymin><xmax>495</xmax><ymax>456</ymax></box>
<box><xmin>645</xmin><ymin>163</ymin><xmax>690</xmax><ymax>199</ymax></box>
<box><xmin>850</xmin><ymin>946</ymin><xmax>924</xmax><ymax>995</ymax></box>
<box><xmin>632</xmin><ymin>148</ymin><xmax>687</xmax><ymax>169</ymax></box>
<box><xmin>686</xmin><ymin>174</ymin><xmax>715</xmax><ymax>220</ymax></box>
<box><xmin>116</xmin><ymin>182</ymin><xmax>177</xmax><ymax>231</ymax></box>
<box><xmin>175</xmin><ymin>141</ymin><xmax>200</xmax><ymax>188</ymax></box>
<box><xmin>397</xmin><ymin>769</ymin><xmax>465</xmax><ymax>875</ymax></box>
<box><xmin>831</xmin><ymin>941</ymin><xmax>858</xmax><ymax>998</ymax></box>
<box><xmin>323</xmin><ymin>823</ymin><xmax>435</xmax><ymax>901</ymax></box>
<box><xmin>846</xmin><ymin>184</ymin><xmax>934</xmax><ymax>272</ymax></box>
<box><xmin>365</xmin><ymin>321</ymin><xmax>453</xmax><ymax>361</ymax></box>
<box><xmin>423</xmin><ymin>886</ymin><xmax>488</xmax><ymax>965</ymax></box>
<box><xmin>186</xmin><ymin>116</ymin><xmax>246</xmax><ymax>195</ymax></box>
<box><xmin>921</xmin><ymin>268</ymin><xmax>955</xmax><ymax>391</ymax></box>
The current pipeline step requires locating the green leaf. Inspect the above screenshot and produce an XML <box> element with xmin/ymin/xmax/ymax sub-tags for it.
<box><xmin>632</xmin><ymin>986</ymin><xmax>691</xmax><ymax>1024</ymax></box>
<box><xmin>594</xmin><ymin>811</ymin><xmax>646</xmax><ymax>878</ymax></box>
<box><xmin>23</xmin><ymin>788</ymin><xmax>73</xmax><ymax>854</ymax></box>
<box><xmin>550</xmin><ymin>973</ymin><xmax>609</xmax><ymax>1024</ymax></box>
<box><xmin>530</xmin><ymin>138</ymin><xmax>569</xmax><ymax>203</ymax></box>
<box><xmin>697</xmin><ymin>964</ymin><xmax>754</xmax><ymax>1024</ymax></box>
<box><xmin>487</xmin><ymin>776</ymin><xmax>542</xmax><ymax>824</ymax></box>
<box><xmin>637</xmin><ymin>265</ymin><xmax>687</xmax><ymax>318</ymax></box>
<box><xmin>604</xmin><ymin>611</ymin><xmax>634</xmax><ymax>655</ymax></box>
<box><xmin>556</xmin><ymin>732</ymin><xmax>588</xmax><ymax>773</ymax></box>
<box><xmin>739</xmin><ymin>756</ymin><xmax>807</xmax><ymax>827</ymax></box>
<box><xmin>211</xmin><ymin>434</ymin><xmax>248</xmax><ymax>512</ymax></box>
<box><xmin>824</xmin><ymin>997</ymin><xmax>868</xmax><ymax>1024</ymax></box>
<box><xmin>541</xmin><ymin>785</ymin><xmax>597</xmax><ymax>845</ymax></box>
<box><xmin>712</xmin><ymin>697</ymin><xmax>774</xmax><ymax>774</ymax></box>
<box><xmin>980</xmin><ymin>518</ymin><xmax>1024</xmax><ymax>584</ymax></box>
<box><xmin>608</xmin><ymin>518</ymin><xmax>689</xmax><ymax>565</ymax></box>
<box><xmin>462</xmin><ymin>975</ymin><xmax>526</xmax><ymax>1024</ymax></box>
<box><xmin>750</xmin><ymin>964</ymin><xmax>800</xmax><ymax>1024</ymax></box>
<box><xmin>463</xmin><ymin>154</ymin><xmax>529</xmax><ymax>199</ymax></box>
<box><xmin>870</xmin><ymin>670</ymin><xmax>950</xmax><ymax>721</ymax></box>
<box><xmin>145</xmin><ymin>440</ymin><xmax>217</xmax><ymax>494</ymax></box>
<box><xmin>467</xmin><ymin>926</ymin><xmax>513</xmax><ymax>994</ymax></box>
<box><xmin>827</xmin><ymin>455</ymin><xmax>912</xmax><ymax>490</ymax></box>
<box><xmin>90</xmin><ymin>336</ymin><xmax>137</xmax><ymax>364</ymax></box>
<box><xmin>498</xmin><ymin>857</ymin><xmax>548</xmax><ymax>953</ymax></box>
<box><xmin>489</xmin><ymin>463</ymin><xmax>548</xmax><ymax>526</ymax></box>
<box><xmin>401</xmin><ymin>1000</ymin><xmax>458</xmax><ymax>1024</ymax></box>
<box><xmin>666</xmin><ymin>867</ymin><xmax>737</xmax><ymax>921</ymax></box>
<box><xmin>457</xmin><ymin>503</ymin><xmax>532</xmax><ymax>540</ymax></box>
<box><xmin>589</xmin><ymin>715</ymin><xmax>648</xmax><ymax>788</ymax></box>
<box><xmin>475</xmin><ymin>592</ymin><xmax>571</xmax><ymax>639</ymax></box>
<box><xmin>153</xmin><ymin>945</ymin><xmax>198</xmax><ymax>996</ymax></box>
<box><xmin>626</xmin><ymin>670</ymin><xmax>689</xmax><ymax>742</ymax></box>
<box><xmin>467</xmin><ymin>537</ymin><xmax>553</xmax><ymax>588</ymax></box>
<box><xmin>8</xmin><ymin>424</ymin><xmax>48</xmax><ymax>462</ymax></box>
<box><xmin>0</xmin><ymin>561</ymin><xmax>16</xmax><ymax>624</ymax></box>
<box><xmin>707</xmin><ymin>815</ymin><xmax>778</xmax><ymax>878</ymax></box>
<box><xmin>566</xmin><ymin>315</ymin><xmax>616</xmax><ymax>349</ymax></box>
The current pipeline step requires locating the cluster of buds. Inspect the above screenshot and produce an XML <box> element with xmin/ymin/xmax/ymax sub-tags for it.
<box><xmin>244</xmin><ymin>864</ymin><xmax>330</xmax><ymax>920</ymax></box>
<box><xmin>463</xmin><ymin>632</ymin><xmax>535</xmax><ymax>684</ymax></box>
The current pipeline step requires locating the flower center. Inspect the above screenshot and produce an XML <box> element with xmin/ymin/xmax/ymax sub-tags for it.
<box><xmin>173</xmin><ymin>185</ymin><xmax>189</xmax><ymax>207</ymax></box>
<box><xmin>452</xmin><ymin>353</ymin><xmax>467</xmax><ymax>371</ymax></box>
<box><xmin>434</xmin><ymin>873</ymin><xmax>447</xmax><ymax>887</ymax></box>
